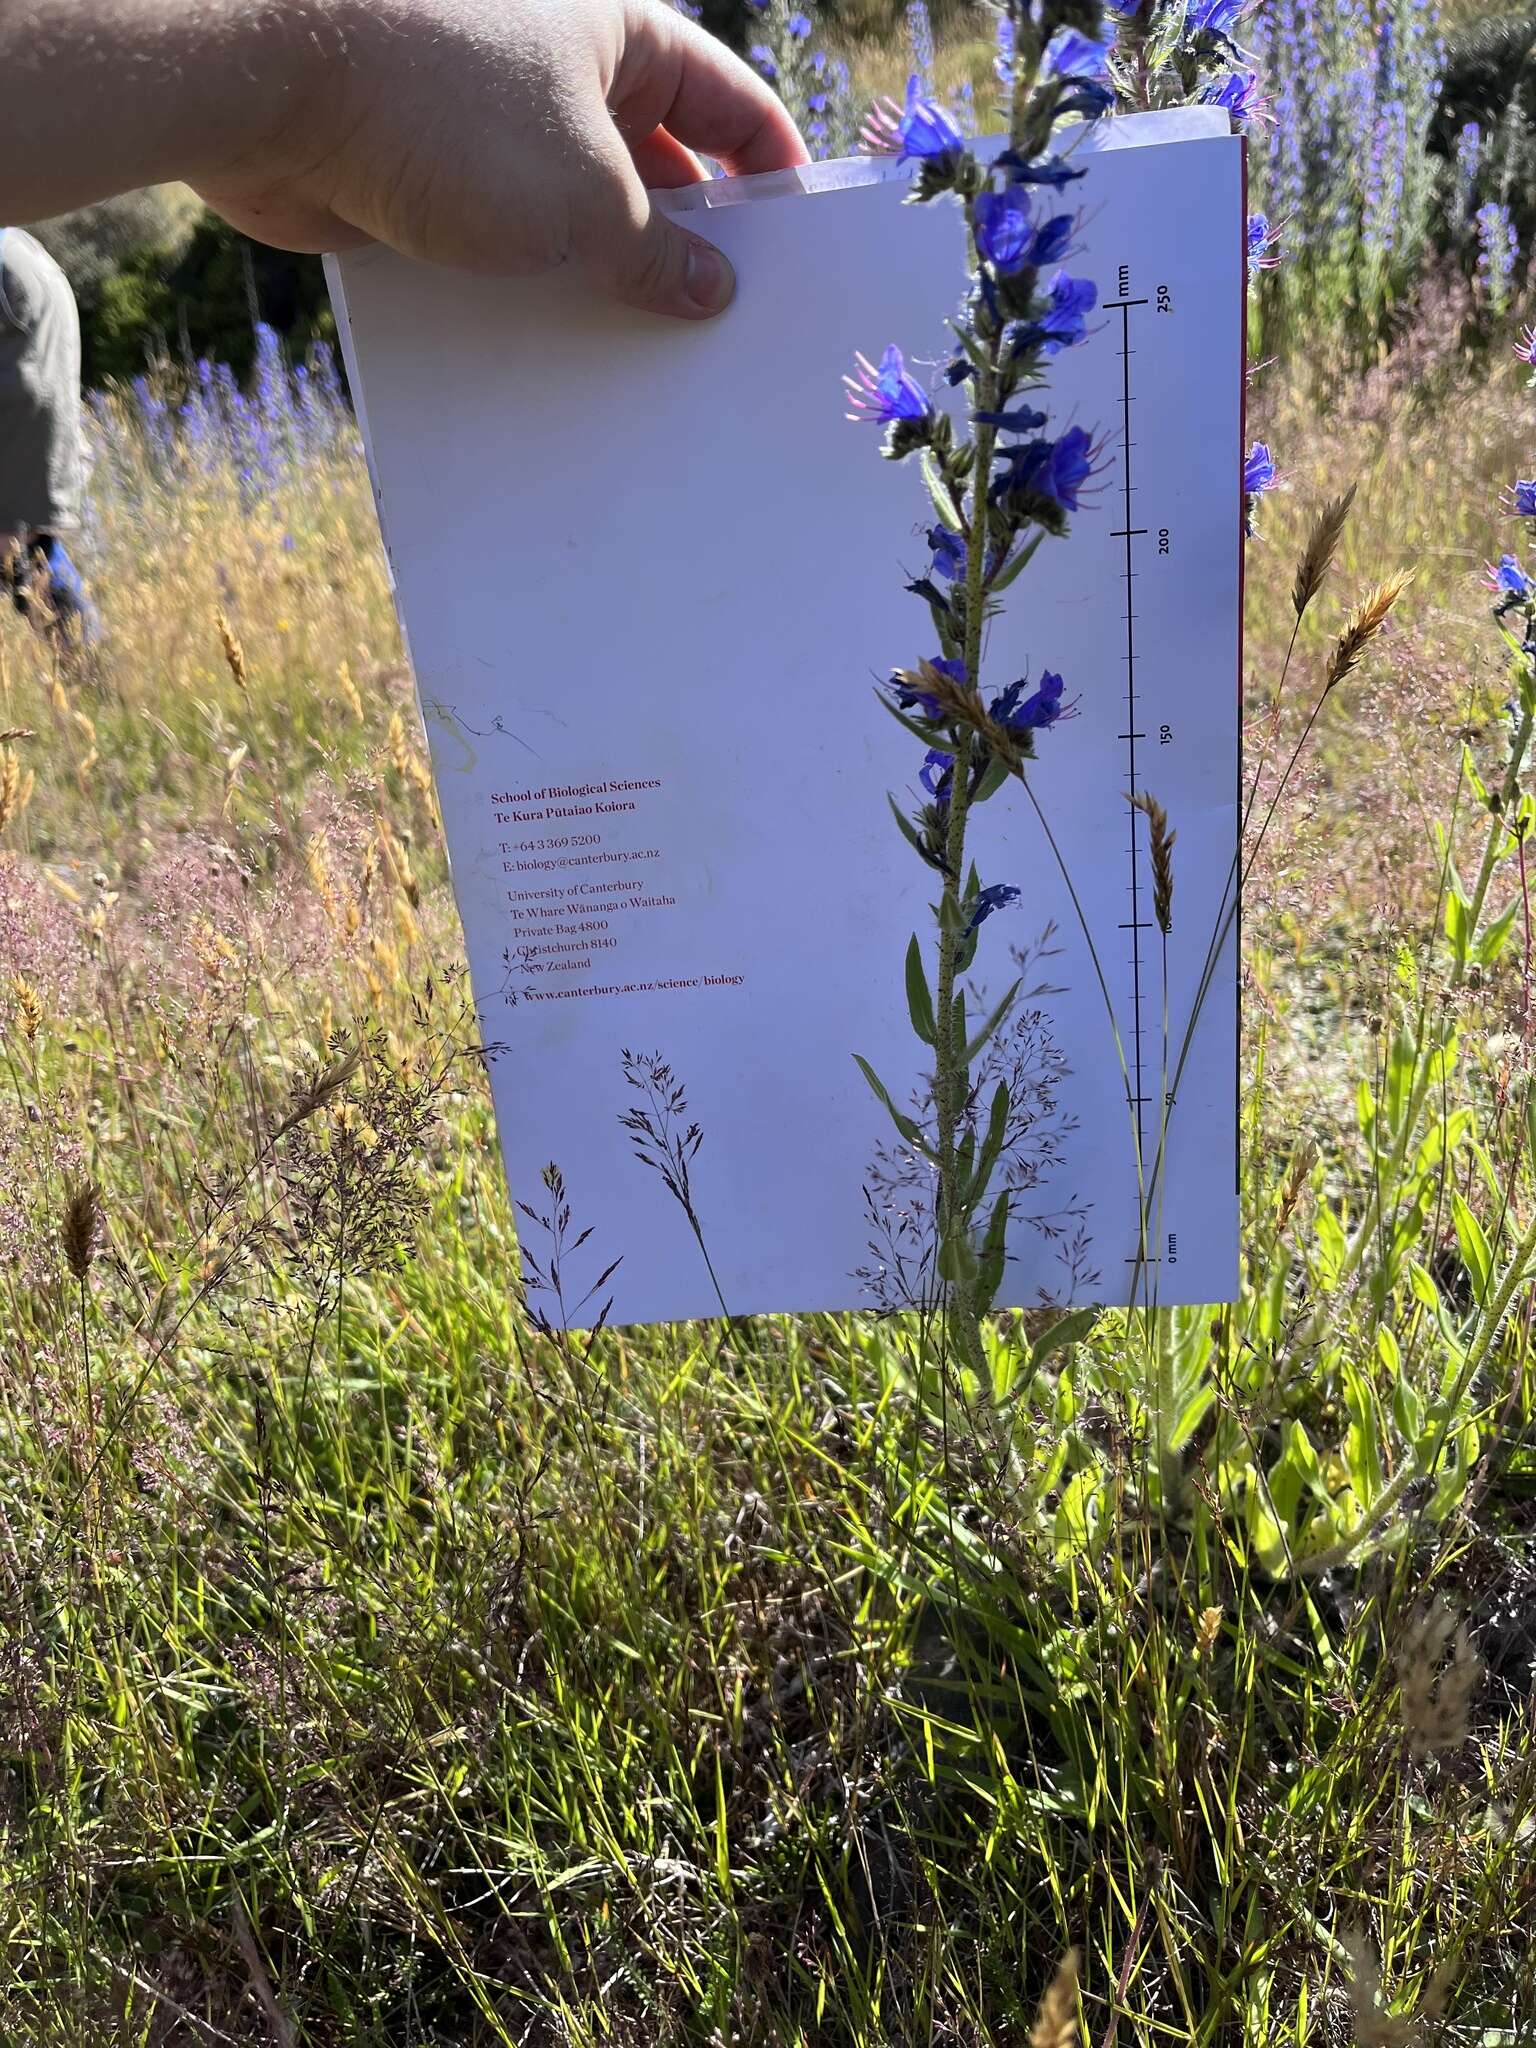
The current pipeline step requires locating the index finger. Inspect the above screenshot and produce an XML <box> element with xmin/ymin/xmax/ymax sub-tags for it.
<box><xmin>614</xmin><ymin>3</ymin><xmax>812</xmax><ymax>178</ymax></box>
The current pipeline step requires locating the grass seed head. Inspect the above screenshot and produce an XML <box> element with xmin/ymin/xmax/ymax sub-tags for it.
<box><xmin>1029</xmin><ymin>1949</ymin><xmax>1080</xmax><ymax>2048</ymax></box>
<box><xmin>216</xmin><ymin>610</ymin><xmax>250</xmax><ymax>694</ymax></box>
<box><xmin>1395</xmin><ymin>1597</ymin><xmax>1482</xmax><ymax>1758</ymax></box>
<box><xmin>9</xmin><ymin>974</ymin><xmax>42</xmax><ymax>1041</ymax></box>
<box><xmin>1325</xmin><ymin>571</ymin><xmax>1413</xmax><ymax>694</ymax></box>
<box><xmin>1130</xmin><ymin>792</ymin><xmax>1175</xmax><ymax>934</ymax></box>
<box><xmin>62</xmin><ymin>1179</ymin><xmax>102</xmax><ymax>1282</ymax></box>
<box><xmin>1292</xmin><ymin>481</ymin><xmax>1358</xmax><ymax>619</ymax></box>
<box><xmin>1339</xmin><ymin>1927</ymin><xmax>1429</xmax><ymax>2046</ymax></box>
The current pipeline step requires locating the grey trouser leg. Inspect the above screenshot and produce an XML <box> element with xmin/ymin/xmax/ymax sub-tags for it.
<box><xmin>0</xmin><ymin>228</ymin><xmax>85</xmax><ymax>536</ymax></box>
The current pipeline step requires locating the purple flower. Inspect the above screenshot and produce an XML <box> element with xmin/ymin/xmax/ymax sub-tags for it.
<box><xmin>920</xmin><ymin>747</ymin><xmax>953</xmax><ymax>796</ymax></box>
<box><xmin>1489</xmin><ymin>553</ymin><xmax>1533</xmax><ymax>599</ymax></box>
<box><xmin>787</xmin><ymin>10</ymin><xmax>813</xmax><ymax>36</ymax></box>
<box><xmin>1189</xmin><ymin>0</ymin><xmax>1249</xmax><ymax>35</ymax></box>
<box><xmin>1244</xmin><ymin>442</ymin><xmax>1277</xmax><ymax>496</ymax></box>
<box><xmin>894</xmin><ymin>75</ymin><xmax>965</xmax><ymax>161</ymax></box>
<box><xmin>975</xmin><ymin>399</ymin><xmax>1050</xmax><ymax>434</ymax></box>
<box><xmin>928</xmin><ymin>526</ymin><xmax>967</xmax><ymax>580</ymax></box>
<box><xmin>1247</xmin><ymin>212</ymin><xmax>1281</xmax><ymax>273</ymax></box>
<box><xmin>749</xmin><ymin>44</ymin><xmax>777</xmax><ymax>79</ymax></box>
<box><xmin>844</xmin><ymin>344</ymin><xmax>932</xmax><ymax>426</ymax></box>
<box><xmin>1027</xmin><ymin>213</ymin><xmax>1076</xmax><ymax>267</ymax></box>
<box><xmin>1203</xmin><ymin>69</ymin><xmax>1267</xmax><ymax>127</ymax></box>
<box><xmin>999</xmin><ymin>151</ymin><xmax>1088</xmax><ymax>190</ymax></box>
<box><xmin>971</xmin><ymin>188</ymin><xmax>1075</xmax><ymax>275</ymax></box>
<box><xmin>1032</xmin><ymin>273</ymin><xmax>1098</xmax><ymax>353</ymax></box>
<box><xmin>1055</xmin><ymin>81</ymin><xmax>1116</xmax><ymax>120</ymax></box>
<box><xmin>996</xmin><ymin>425</ymin><xmax>1099</xmax><ymax>512</ymax></box>
<box><xmin>974</xmin><ymin>187</ymin><xmax>1034</xmax><ymax>271</ymax></box>
<box><xmin>1510</xmin><ymin>480</ymin><xmax>1536</xmax><ymax>519</ymax></box>
<box><xmin>1045</xmin><ymin>28</ymin><xmax>1114</xmax><ymax>78</ymax></box>
<box><xmin>965</xmin><ymin>884</ymin><xmax>1021</xmax><ymax>936</ymax></box>
<box><xmin>991</xmin><ymin>669</ymin><xmax>1066</xmax><ymax>732</ymax></box>
<box><xmin>994</xmin><ymin>14</ymin><xmax>1016</xmax><ymax>86</ymax></box>
<box><xmin>1517</xmin><ymin>326</ymin><xmax>1536</xmax><ymax>368</ymax></box>
<box><xmin>1042</xmin><ymin>426</ymin><xmax>1100</xmax><ymax>510</ymax></box>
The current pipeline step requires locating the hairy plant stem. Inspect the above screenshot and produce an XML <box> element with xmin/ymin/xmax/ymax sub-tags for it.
<box><xmin>1455</xmin><ymin>692</ymin><xmax>1535</xmax><ymax>988</ymax></box>
<box><xmin>932</xmin><ymin>357</ymin><xmax>1001</xmax><ymax>1374</ymax></box>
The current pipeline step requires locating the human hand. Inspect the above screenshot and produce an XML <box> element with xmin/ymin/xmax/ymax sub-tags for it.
<box><xmin>198</xmin><ymin>0</ymin><xmax>809</xmax><ymax>319</ymax></box>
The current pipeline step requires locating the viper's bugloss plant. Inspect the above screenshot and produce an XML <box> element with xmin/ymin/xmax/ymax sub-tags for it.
<box><xmin>848</xmin><ymin>7</ymin><xmax>1115</xmax><ymax>1368</ymax></box>
<box><xmin>1248</xmin><ymin>0</ymin><xmax>1444</xmax><ymax>352</ymax></box>
<box><xmin>744</xmin><ymin>0</ymin><xmax>861</xmax><ymax>159</ymax></box>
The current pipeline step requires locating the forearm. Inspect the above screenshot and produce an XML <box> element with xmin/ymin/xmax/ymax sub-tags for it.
<box><xmin>0</xmin><ymin>0</ymin><xmax>327</xmax><ymax>220</ymax></box>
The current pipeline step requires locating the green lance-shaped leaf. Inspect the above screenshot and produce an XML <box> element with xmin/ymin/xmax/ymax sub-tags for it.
<box><xmin>987</xmin><ymin>530</ymin><xmax>1045</xmax><ymax>598</ymax></box>
<box><xmin>1461</xmin><ymin>741</ymin><xmax>1490</xmax><ymax>811</ymax></box>
<box><xmin>1444</xmin><ymin>886</ymin><xmax>1471</xmax><ymax>966</ymax></box>
<box><xmin>976</xmin><ymin>1187</ymin><xmax>1012</xmax><ymax>1314</ymax></box>
<box><xmin>905</xmin><ymin>935</ymin><xmax>937</xmax><ymax>1046</ymax></box>
<box><xmin>887</xmin><ymin>793</ymin><xmax>929</xmax><ymax>862</ymax></box>
<box><xmin>938</xmin><ymin>889</ymin><xmax>969</xmax><ymax>939</ymax></box>
<box><xmin>1450</xmin><ymin>1190</ymin><xmax>1493</xmax><ymax>1305</ymax></box>
<box><xmin>881</xmin><ymin>693</ymin><xmax>951</xmax><ymax>747</ymax></box>
<box><xmin>853</xmin><ymin>1055</ymin><xmax>940</xmax><ymax>1165</ymax></box>
<box><xmin>951</xmin><ymin>990</ymin><xmax>967</xmax><ymax>1060</ymax></box>
<box><xmin>971</xmin><ymin>751</ymin><xmax>1013</xmax><ymax>806</ymax></box>
<box><xmin>965</xmin><ymin>1081</ymin><xmax>1012</xmax><ymax>1212</ymax></box>
<box><xmin>938</xmin><ymin>1222</ymin><xmax>980</xmax><ymax>1288</ymax></box>
<box><xmin>1027</xmin><ymin>1306</ymin><xmax>1100</xmax><ymax>1371</ymax></box>
<box><xmin>1476</xmin><ymin>896</ymin><xmax>1520</xmax><ymax>968</ymax></box>
<box><xmin>922</xmin><ymin>451</ymin><xmax>963</xmax><ymax>529</ymax></box>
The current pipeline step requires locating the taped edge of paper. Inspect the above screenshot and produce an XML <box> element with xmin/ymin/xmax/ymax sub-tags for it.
<box><xmin>659</xmin><ymin>108</ymin><xmax>1235</xmax><ymax>215</ymax></box>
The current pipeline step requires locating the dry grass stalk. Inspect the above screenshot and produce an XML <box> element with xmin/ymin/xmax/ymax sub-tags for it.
<box><xmin>216</xmin><ymin>610</ymin><xmax>249</xmax><ymax>693</ymax></box>
<box><xmin>1276</xmin><ymin>1140</ymin><xmax>1319</xmax><ymax>1233</ymax></box>
<box><xmin>231</xmin><ymin>1900</ymin><xmax>298</xmax><ymax>2048</ymax></box>
<box><xmin>1292</xmin><ymin>482</ymin><xmax>1358</xmax><ymax>619</ymax></box>
<box><xmin>1130</xmin><ymin>792</ymin><xmax>1175</xmax><ymax>934</ymax></box>
<box><xmin>338</xmin><ymin>662</ymin><xmax>365</xmax><ymax>720</ymax></box>
<box><xmin>1030</xmin><ymin>1950</ymin><xmax>1080</xmax><ymax>2048</ymax></box>
<box><xmin>0</xmin><ymin>726</ymin><xmax>35</xmax><ymax>742</ymax></box>
<box><xmin>388</xmin><ymin>708</ymin><xmax>411</xmax><ymax>781</ymax></box>
<box><xmin>305</xmin><ymin>832</ymin><xmax>341</xmax><ymax>926</ymax></box>
<box><xmin>0</xmin><ymin>745</ymin><xmax>22</xmax><ymax>832</ymax></box>
<box><xmin>1395</xmin><ymin>1598</ymin><xmax>1482</xmax><ymax>1758</ymax></box>
<box><xmin>1325</xmin><ymin>571</ymin><xmax>1413</xmax><ymax>694</ymax></box>
<box><xmin>62</xmin><ymin>1179</ymin><xmax>102</xmax><ymax>1282</ymax></box>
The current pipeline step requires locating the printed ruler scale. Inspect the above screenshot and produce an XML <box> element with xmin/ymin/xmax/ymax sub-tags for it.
<box><xmin>1109</xmin><ymin>284</ymin><xmax>1151</xmax><ymax>1237</ymax></box>
<box><xmin>1105</xmin><ymin>264</ymin><xmax>1182</xmax><ymax>1270</ymax></box>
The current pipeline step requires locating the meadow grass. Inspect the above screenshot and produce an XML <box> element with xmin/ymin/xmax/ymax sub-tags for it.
<box><xmin>2</xmin><ymin>227</ymin><xmax>1536</xmax><ymax>2048</ymax></box>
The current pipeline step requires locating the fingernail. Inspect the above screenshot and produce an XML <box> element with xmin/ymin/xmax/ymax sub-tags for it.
<box><xmin>685</xmin><ymin>240</ymin><xmax>735</xmax><ymax>315</ymax></box>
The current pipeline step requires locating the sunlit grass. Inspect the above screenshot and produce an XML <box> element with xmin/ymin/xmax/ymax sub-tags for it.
<box><xmin>0</xmin><ymin>261</ymin><xmax>1535</xmax><ymax>2042</ymax></box>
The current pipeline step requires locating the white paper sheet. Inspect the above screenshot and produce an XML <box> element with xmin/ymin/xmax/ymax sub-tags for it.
<box><xmin>329</xmin><ymin>112</ymin><xmax>1245</xmax><ymax>1324</ymax></box>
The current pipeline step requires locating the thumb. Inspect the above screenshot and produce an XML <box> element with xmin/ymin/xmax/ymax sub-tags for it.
<box><xmin>578</xmin><ymin>141</ymin><xmax>737</xmax><ymax>321</ymax></box>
